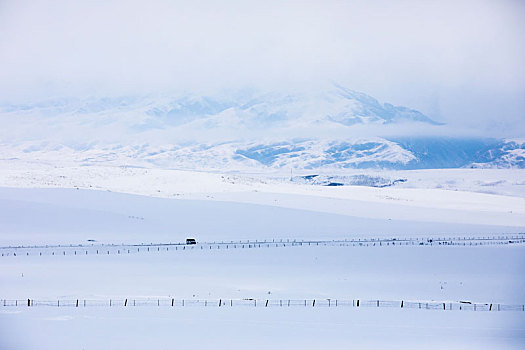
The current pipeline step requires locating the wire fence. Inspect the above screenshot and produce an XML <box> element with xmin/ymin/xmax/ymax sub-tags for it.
<box><xmin>1</xmin><ymin>234</ymin><xmax>524</xmax><ymax>258</ymax></box>
<box><xmin>2</xmin><ymin>298</ymin><xmax>523</xmax><ymax>312</ymax></box>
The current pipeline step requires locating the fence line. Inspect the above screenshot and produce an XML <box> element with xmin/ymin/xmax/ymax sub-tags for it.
<box><xmin>2</xmin><ymin>298</ymin><xmax>523</xmax><ymax>312</ymax></box>
<box><xmin>1</xmin><ymin>234</ymin><xmax>524</xmax><ymax>258</ymax></box>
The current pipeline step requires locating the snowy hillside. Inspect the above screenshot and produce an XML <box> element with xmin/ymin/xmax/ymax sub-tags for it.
<box><xmin>0</xmin><ymin>84</ymin><xmax>442</xmax><ymax>136</ymax></box>
<box><xmin>1</xmin><ymin>137</ymin><xmax>523</xmax><ymax>171</ymax></box>
<box><xmin>468</xmin><ymin>139</ymin><xmax>525</xmax><ymax>168</ymax></box>
<box><xmin>1</xmin><ymin>85</ymin><xmax>523</xmax><ymax>170</ymax></box>
<box><xmin>0</xmin><ymin>84</ymin><xmax>443</xmax><ymax>148</ymax></box>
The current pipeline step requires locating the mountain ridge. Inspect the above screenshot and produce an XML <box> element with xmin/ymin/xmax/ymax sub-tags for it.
<box><xmin>3</xmin><ymin>86</ymin><xmax>522</xmax><ymax>170</ymax></box>
<box><xmin>1</xmin><ymin>138</ymin><xmax>523</xmax><ymax>170</ymax></box>
<box><xmin>0</xmin><ymin>85</ymin><xmax>443</xmax><ymax>134</ymax></box>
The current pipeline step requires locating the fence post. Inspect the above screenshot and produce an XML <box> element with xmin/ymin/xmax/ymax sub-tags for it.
<box><xmin>357</xmin><ymin>299</ymin><xmax>360</xmax><ymax>307</ymax></box>
<box><xmin>76</xmin><ymin>299</ymin><xmax>79</xmax><ymax>307</ymax></box>
<box><xmin>219</xmin><ymin>299</ymin><xmax>222</xmax><ymax>307</ymax></box>
<box><xmin>313</xmin><ymin>300</ymin><xmax>315</xmax><ymax>307</ymax></box>
<box><xmin>125</xmin><ymin>299</ymin><xmax>127</xmax><ymax>307</ymax></box>
<box><xmin>443</xmin><ymin>303</ymin><xmax>445</xmax><ymax>310</ymax></box>
<box><xmin>489</xmin><ymin>303</ymin><xmax>492</xmax><ymax>311</ymax></box>
<box><xmin>171</xmin><ymin>298</ymin><xmax>174</xmax><ymax>307</ymax></box>
<box><xmin>401</xmin><ymin>301</ymin><xmax>404</xmax><ymax>308</ymax></box>
<box><xmin>265</xmin><ymin>300</ymin><xmax>268</xmax><ymax>307</ymax></box>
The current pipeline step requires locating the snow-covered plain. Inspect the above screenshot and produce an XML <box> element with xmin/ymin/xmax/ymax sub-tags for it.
<box><xmin>0</xmin><ymin>160</ymin><xmax>524</xmax><ymax>230</ymax></box>
<box><xmin>3</xmin><ymin>307</ymin><xmax>523</xmax><ymax>350</ymax></box>
<box><xmin>1</xmin><ymin>165</ymin><xmax>524</xmax><ymax>349</ymax></box>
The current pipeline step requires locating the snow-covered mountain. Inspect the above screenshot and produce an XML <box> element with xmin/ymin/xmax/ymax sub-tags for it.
<box><xmin>1</xmin><ymin>85</ymin><xmax>522</xmax><ymax>170</ymax></box>
<box><xmin>2</xmin><ymin>84</ymin><xmax>442</xmax><ymax>127</ymax></box>
<box><xmin>468</xmin><ymin>139</ymin><xmax>525</xmax><ymax>169</ymax></box>
<box><xmin>1</xmin><ymin>138</ymin><xmax>523</xmax><ymax>171</ymax></box>
<box><xmin>0</xmin><ymin>85</ymin><xmax>443</xmax><ymax>143</ymax></box>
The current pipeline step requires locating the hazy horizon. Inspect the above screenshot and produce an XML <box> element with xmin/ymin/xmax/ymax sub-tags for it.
<box><xmin>1</xmin><ymin>0</ymin><xmax>524</xmax><ymax>137</ymax></box>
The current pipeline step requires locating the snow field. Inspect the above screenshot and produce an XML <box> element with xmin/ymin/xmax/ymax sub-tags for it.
<box><xmin>2</xmin><ymin>244</ymin><xmax>523</xmax><ymax>304</ymax></box>
<box><xmin>0</xmin><ymin>186</ymin><xmax>523</xmax><ymax>247</ymax></box>
<box><xmin>0</xmin><ymin>173</ymin><xmax>523</xmax><ymax>349</ymax></box>
<box><xmin>1</xmin><ymin>243</ymin><xmax>525</xmax><ymax>349</ymax></box>
<box><xmin>2</xmin><ymin>306</ymin><xmax>524</xmax><ymax>350</ymax></box>
<box><xmin>1</xmin><ymin>164</ymin><xmax>524</xmax><ymax>227</ymax></box>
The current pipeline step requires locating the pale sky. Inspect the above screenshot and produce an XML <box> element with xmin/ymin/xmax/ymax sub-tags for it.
<box><xmin>1</xmin><ymin>0</ymin><xmax>524</xmax><ymax>136</ymax></box>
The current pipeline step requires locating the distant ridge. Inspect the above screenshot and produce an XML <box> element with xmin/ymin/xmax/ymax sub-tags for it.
<box><xmin>3</xmin><ymin>86</ymin><xmax>523</xmax><ymax>170</ymax></box>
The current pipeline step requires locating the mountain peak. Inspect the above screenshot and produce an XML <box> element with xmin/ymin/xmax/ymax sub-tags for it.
<box><xmin>0</xmin><ymin>85</ymin><xmax>444</xmax><ymax>145</ymax></box>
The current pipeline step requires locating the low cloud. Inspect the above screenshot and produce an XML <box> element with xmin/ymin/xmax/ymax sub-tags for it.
<box><xmin>0</xmin><ymin>0</ymin><xmax>524</xmax><ymax>136</ymax></box>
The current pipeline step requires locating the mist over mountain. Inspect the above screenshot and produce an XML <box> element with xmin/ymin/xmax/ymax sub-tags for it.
<box><xmin>0</xmin><ymin>85</ymin><xmax>522</xmax><ymax>170</ymax></box>
<box><xmin>1</xmin><ymin>84</ymin><xmax>442</xmax><ymax>141</ymax></box>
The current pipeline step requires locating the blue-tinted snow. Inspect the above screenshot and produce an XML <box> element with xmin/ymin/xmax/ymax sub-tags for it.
<box><xmin>0</xmin><ymin>187</ymin><xmax>521</xmax><ymax>246</ymax></box>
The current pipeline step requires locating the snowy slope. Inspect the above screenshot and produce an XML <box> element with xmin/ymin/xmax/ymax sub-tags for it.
<box><xmin>1</xmin><ymin>187</ymin><xmax>524</xmax><ymax>350</ymax></box>
<box><xmin>1</xmin><ymin>164</ymin><xmax>524</xmax><ymax>229</ymax></box>
<box><xmin>2</xmin><ymin>84</ymin><xmax>523</xmax><ymax>170</ymax></box>
<box><xmin>2</xmin><ymin>137</ymin><xmax>524</xmax><ymax>171</ymax></box>
<box><xmin>469</xmin><ymin>139</ymin><xmax>525</xmax><ymax>168</ymax></box>
<box><xmin>0</xmin><ymin>84</ymin><xmax>442</xmax><ymax>138</ymax></box>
